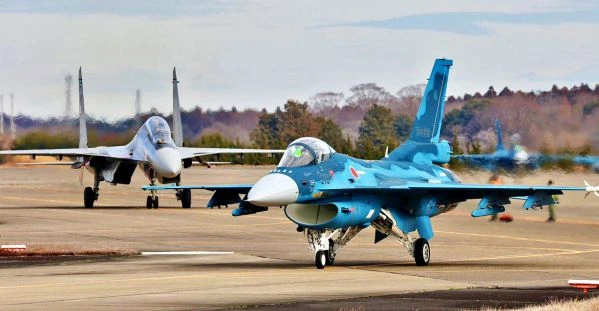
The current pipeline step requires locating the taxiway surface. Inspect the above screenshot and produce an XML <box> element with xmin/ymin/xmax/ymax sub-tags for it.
<box><xmin>1</xmin><ymin>166</ymin><xmax>599</xmax><ymax>310</ymax></box>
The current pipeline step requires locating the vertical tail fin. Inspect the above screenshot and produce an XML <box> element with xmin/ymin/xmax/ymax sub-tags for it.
<box><xmin>386</xmin><ymin>59</ymin><xmax>453</xmax><ymax>164</ymax></box>
<box><xmin>495</xmin><ymin>119</ymin><xmax>505</xmax><ymax>151</ymax></box>
<box><xmin>172</xmin><ymin>67</ymin><xmax>184</xmax><ymax>147</ymax></box>
<box><xmin>78</xmin><ymin>67</ymin><xmax>88</xmax><ymax>149</ymax></box>
<box><xmin>409</xmin><ymin>58</ymin><xmax>453</xmax><ymax>143</ymax></box>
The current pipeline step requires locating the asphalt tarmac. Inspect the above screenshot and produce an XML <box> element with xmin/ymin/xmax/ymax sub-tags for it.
<box><xmin>1</xmin><ymin>165</ymin><xmax>599</xmax><ymax>310</ymax></box>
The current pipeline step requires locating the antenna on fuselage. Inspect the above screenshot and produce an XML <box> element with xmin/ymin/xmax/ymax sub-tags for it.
<box><xmin>172</xmin><ymin>67</ymin><xmax>183</xmax><ymax>147</ymax></box>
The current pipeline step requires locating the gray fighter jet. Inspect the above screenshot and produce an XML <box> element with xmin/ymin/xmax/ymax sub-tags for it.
<box><xmin>0</xmin><ymin>68</ymin><xmax>282</xmax><ymax>209</ymax></box>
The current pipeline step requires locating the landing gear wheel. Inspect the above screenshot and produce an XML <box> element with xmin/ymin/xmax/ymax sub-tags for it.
<box><xmin>146</xmin><ymin>196</ymin><xmax>153</xmax><ymax>209</ymax></box>
<box><xmin>326</xmin><ymin>239</ymin><xmax>335</xmax><ymax>265</ymax></box>
<box><xmin>153</xmin><ymin>196</ymin><xmax>159</xmax><ymax>209</ymax></box>
<box><xmin>414</xmin><ymin>238</ymin><xmax>430</xmax><ymax>266</ymax></box>
<box><xmin>181</xmin><ymin>189</ymin><xmax>191</xmax><ymax>208</ymax></box>
<box><xmin>315</xmin><ymin>250</ymin><xmax>327</xmax><ymax>269</ymax></box>
<box><xmin>84</xmin><ymin>187</ymin><xmax>95</xmax><ymax>208</ymax></box>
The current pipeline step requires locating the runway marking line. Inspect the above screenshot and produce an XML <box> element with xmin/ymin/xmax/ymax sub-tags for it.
<box><xmin>347</xmin><ymin>249</ymin><xmax>599</xmax><ymax>270</ymax></box>
<box><xmin>437</xmin><ymin>230</ymin><xmax>599</xmax><ymax>248</ymax></box>
<box><xmin>141</xmin><ymin>251</ymin><xmax>234</xmax><ymax>256</ymax></box>
<box><xmin>441</xmin><ymin>248</ymin><xmax>599</xmax><ymax>263</ymax></box>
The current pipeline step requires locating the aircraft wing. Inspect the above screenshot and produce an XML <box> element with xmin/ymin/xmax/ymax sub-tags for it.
<box><xmin>142</xmin><ymin>184</ymin><xmax>253</xmax><ymax>192</ymax></box>
<box><xmin>177</xmin><ymin>147</ymin><xmax>284</xmax><ymax>159</ymax></box>
<box><xmin>317</xmin><ymin>181</ymin><xmax>599</xmax><ymax>216</ymax></box>
<box><xmin>142</xmin><ymin>184</ymin><xmax>254</xmax><ymax>208</ymax></box>
<box><xmin>318</xmin><ymin>181</ymin><xmax>598</xmax><ymax>209</ymax></box>
<box><xmin>317</xmin><ymin>182</ymin><xmax>591</xmax><ymax>198</ymax></box>
<box><xmin>0</xmin><ymin>146</ymin><xmax>142</xmax><ymax>162</ymax></box>
<box><xmin>572</xmin><ymin>155</ymin><xmax>599</xmax><ymax>166</ymax></box>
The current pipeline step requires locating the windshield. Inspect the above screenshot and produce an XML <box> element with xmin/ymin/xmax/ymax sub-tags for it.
<box><xmin>146</xmin><ymin>117</ymin><xmax>174</xmax><ymax>146</ymax></box>
<box><xmin>279</xmin><ymin>144</ymin><xmax>315</xmax><ymax>167</ymax></box>
<box><xmin>278</xmin><ymin>137</ymin><xmax>335</xmax><ymax>167</ymax></box>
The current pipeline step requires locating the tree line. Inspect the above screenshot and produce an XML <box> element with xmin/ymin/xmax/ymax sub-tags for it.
<box><xmin>2</xmin><ymin>82</ymin><xmax>599</xmax><ymax>167</ymax></box>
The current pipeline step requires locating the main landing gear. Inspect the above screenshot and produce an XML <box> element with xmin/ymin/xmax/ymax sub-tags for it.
<box><xmin>413</xmin><ymin>238</ymin><xmax>430</xmax><ymax>266</ymax></box>
<box><xmin>145</xmin><ymin>178</ymin><xmax>191</xmax><ymax>209</ymax></box>
<box><xmin>176</xmin><ymin>188</ymin><xmax>192</xmax><ymax>208</ymax></box>
<box><xmin>83</xmin><ymin>171</ymin><xmax>100</xmax><ymax>208</ymax></box>
<box><xmin>371</xmin><ymin>213</ymin><xmax>431</xmax><ymax>266</ymax></box>
<box><xmin>306</xmin><ymin>227</ymin><xmax>363</xmax><ymax>269</ymax></box>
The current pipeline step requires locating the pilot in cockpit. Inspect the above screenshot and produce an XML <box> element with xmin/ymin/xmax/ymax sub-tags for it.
<box><xmin>278</xmin><ymin>137</ymin><xmax>335</xmax><ymax>168</ymax></box>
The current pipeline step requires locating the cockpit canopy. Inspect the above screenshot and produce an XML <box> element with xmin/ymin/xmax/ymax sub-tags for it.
<box><xmin>278</xmin><ymin>137</ymin><xmax>336</xmax><ymax>167</ymax></box>
<box><xmin>146</xmin><ymin>116</ymin><xmax>173</xmax><ymax>146</ymax></box>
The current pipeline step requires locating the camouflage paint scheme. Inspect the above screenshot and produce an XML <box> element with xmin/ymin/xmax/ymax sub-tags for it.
<box><xmin>145</xmin><ymin>59</ymin><xmax>595</xmax><ymax>266</ymax></box>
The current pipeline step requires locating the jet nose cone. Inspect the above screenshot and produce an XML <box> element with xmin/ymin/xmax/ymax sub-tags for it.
<box><xmin>247</xmin><ymin>173</ymin><xmax>299</xmax><ymax>207</ymax></box>
<box><xmin>154</xmin><ymin>147</ymin><xmax>182</xmax><ymax>178</ymax></box>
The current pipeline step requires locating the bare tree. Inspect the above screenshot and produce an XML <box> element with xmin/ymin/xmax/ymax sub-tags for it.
<box><xmin>396</xmin><ymin>84</ymin><xmax>426</xmax><ymax>99</ymax></box>
<box><xmin>309</xmin><ymin>92</ymin><xmax>344</xmax><ymax>113</ymax></box>
<box><xmin>347</xmin><ymin>83</ymin><xmax>395</xmax><ymax>108</ymax></box>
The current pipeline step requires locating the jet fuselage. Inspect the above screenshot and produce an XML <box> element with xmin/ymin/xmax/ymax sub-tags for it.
<box><xmin>88</xmin><ymin>116</ymin><xmax>183</xmax><ymax>185</ymax></box>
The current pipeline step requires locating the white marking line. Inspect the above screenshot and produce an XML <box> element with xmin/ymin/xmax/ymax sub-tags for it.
<box><xmin>141</xmin><ymin>251</ymin><xmax>234</xmax><ymax>256</ymax></box>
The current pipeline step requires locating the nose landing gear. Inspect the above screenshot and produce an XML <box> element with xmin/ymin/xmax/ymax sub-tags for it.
<box><xmin>146</xmin><ymin>195</ymin><xmax>159</xmax><ymax>209</ymax></box>
<box><xmin>306</xmin><ymin>227</ymin><xmax>363</xmax><ymax>269</ymax></box>
<box><xmin>146</xmin><ymin>176</ymin><xmax>159</xmax><ymax>209</ymax></box>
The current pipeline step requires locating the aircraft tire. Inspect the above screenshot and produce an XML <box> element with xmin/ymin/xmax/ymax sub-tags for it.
<box><xmin>326</xmin><ymin>239</ymin><xmax>335</xmax><ymax>265</ymax></box>
<box><xmin>84</xmin><ymin>187</ymin><xmax>95</xmax><ymax>208</ymax></box>
<box><xmin>315</xmin><ymin>250</ymin><xmax>327</xmax><ymax>269</ymax></box>
<box><xmin>414</xmin><ymin>238</ymin><xmax>430</xmax><ymax>266</ymax></box>
<box><xmin>146</xmin><ymin>196</ymin><xmax>153</xmax><ymax>209</ymax></box>
<box><xmin>181</xmin><ymin>189</ymin><xmax>191</xmax><ymax>208</ymax></box>
<box><xmin>153</xmin><ymin>196</ymin><xmax>159</xmax><ymax>209</ymax></box>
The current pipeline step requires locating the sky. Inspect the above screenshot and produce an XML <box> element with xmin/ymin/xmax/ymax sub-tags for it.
<box><xmin>0</xmin><ymin>0</ymin><xmax>597</xmax><ymax>120</ymax></box>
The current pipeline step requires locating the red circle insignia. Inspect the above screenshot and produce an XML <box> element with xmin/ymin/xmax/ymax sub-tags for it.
<box><xmin>350</xmin><ymin>166</ymin><xmax>359</xmax><ymax>179</ymax></box>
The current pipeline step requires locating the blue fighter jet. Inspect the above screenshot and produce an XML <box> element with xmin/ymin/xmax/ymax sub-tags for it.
<box><xmin>452</xmin><ymin>119</ymin><xmax>540</xmax><ymax>172</ymax></box>
<box><xmin>145</xmin><ymin>59</ymin><xmax>599</xmax><ymax>269</ymax></box>
<box><xmin>452</xmin><ymin>119</ymin><xmax>599</xmax><ymax>173</ymax></box>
